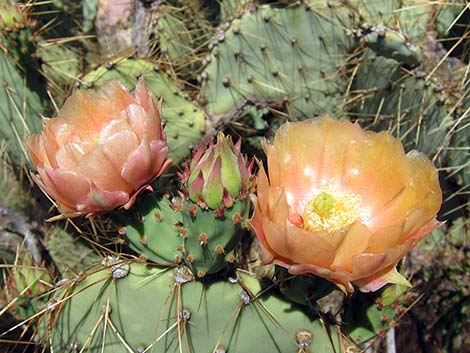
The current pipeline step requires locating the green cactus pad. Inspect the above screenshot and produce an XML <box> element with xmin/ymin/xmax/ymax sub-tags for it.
<box><xmin>148</xmin><ymin>3</ymin><xmax>209</xmax><ymax>65</ymax></box>
<box><xmin>343</xmin><ymin>283</ymin><xmax>411</xmax><ymax>343</ymax></box>
<box><xmin>448</xmin><ymin>115</ymin><xmax>470</xmax><ymax>187</ymax></box>
<box><xmin>178</xmin><ymin>199</ymin><xmax>248</xmax><ymax>276</ymax></box>
<box><xmin>352</xmin><ymin>53</ymin><xmax>452</xmax><ymax>155</ymax></box>
<box><xmin>434</xmin><ymin>0</ymin><xmax>467</xmax><ymax>38</ymax></box>
<box><xmin>345</xmin><ymin>0</ymin><xmax>431</xmax><ymax>42</ymax></box>
<box><xmin>357</xmin><ymin>26</ymin><xmax>423</xmax><ymax>66</ymax></box>
<box><xmin>46</xmin><ymin>263</ymin><xmax>344</xmax><ymax>353</ymax></box>
<box><xmin>37</xmin><ymin>40</ymin><xmax>80</xmax><ymax>104</ymax></box>
<box><xmin>46</xmin><ymin>228</ymin><xmax>102</xmax><ymax>277</ymax></box>
<box><xmin>82</xmin><ymin>59</ymin><xmax>205</xmax><ymax>163</ymax></box>
<box><xmin>115</xmin><ymin>194</ymin><xmax>247</xmax><ymax>276</ymax></box>
<box><xmin>200</xmin><ymin>4</ymin><xmax>355</xmax><ymax>124</ymax></box>
<box><xmin>0</xmin><ymin>52</ymin><xmax>44</xmax><ymax>164</ymax></box>
<box><xmin>0</xmin><ymin>3</ymin><xmax>37</xmax><ymax>67</ymax></box>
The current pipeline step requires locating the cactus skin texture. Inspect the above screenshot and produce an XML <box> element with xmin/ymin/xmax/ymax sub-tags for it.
<box><xmin>36</xmin><ymin>40</ymin><xmax>81</xmax><ymax>104</ymax></box>
<box><xmin>46</xmin><ymin>262</ymin><xmax>343</xmax><ymax>353</ymax></box>
<box><xmin>115</xmin><ymin>194</ymin><xmax>248</xmax><ymax>277</ymax></box>
<box><xmin>199</xmin><ymin>4</ymin><xmax>355</xmax><ymax>124</ymax></box>
<box><xmin>343</xmin><ymin>283</ymin><xmax>411</xmax><ymax>344</ymax></box>
<box><xmin>46</xmin><ymin>227</ymin><xmax>102</xmax><ymax>277</ymax></box>
<box><xmin>351</xmin><ymin>53</ymin><xmax>452</xmax><ymax>156</ymax></box>
<box><xmin>82</xmin><ymin>59</ymin><xmax>205</xmax><ymax>163</ymax></box>
<box><xmin>0</xmin><ymin>2</ymin><xmax>37</xmax><ymax>67</ymax></box>
<box><xmin>0</xmin><ymin>52</ymin><xmax>44</xmax><ymax>164</ymax></box>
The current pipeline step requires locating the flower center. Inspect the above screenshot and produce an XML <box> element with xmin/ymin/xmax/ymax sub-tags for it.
<box><xmin>302</xmin><ymin>191</ymin><xmax>362</xmax><ymax>233</ymax></box>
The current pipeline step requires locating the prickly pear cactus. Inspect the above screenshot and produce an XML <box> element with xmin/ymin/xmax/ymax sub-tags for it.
<box><xmin>199</xmin><ymin>4</ymin><xmax>355</xmax><ymax>123</ymax></box>
<box><xmin>46</xmin><ymin>262</ymin><xmax>343</xmax><ymax>353</ymax></box>
<box><xmin>1</xmin><ymin>1</ymin><xmax>469</xmax><ymax>353</ymax></box>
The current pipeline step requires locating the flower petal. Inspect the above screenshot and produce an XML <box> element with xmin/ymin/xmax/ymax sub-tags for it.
<box><xmin>41</xmin><ymin>166</ymin><xmax>91</xmax><ymax>211</ymax></box>
<box><xmin>100</xmin><ymin>129</ymin><xmax>139</xmax><ymax>172</ymax></box>
<box><xmin>331</xmin><ymin>222</ymin><xmax>372</xmax><ymax>272</ymax></box>
<box><xmin>355</xmin><ymin>266</ymin><xmax>411</xmax><ymax>293</ymax></box>
<box><xmin>121</xmin><ymin>135</ymin><xmax>154</xmax><ymax>189</ymax></box>
<box><xmin>76</xmin><ymin>183</ymin><xmax>129</xmax><ymax>213</ymax></box>
<box><xmin>284</xmin><ymin>222</ymin><xmax>335</xmax><ymax>267</ymax></box>
<box><xmin>78</xmin><ymin>145</ymin><xmax>130</xmax><ymax>193</ymax></box>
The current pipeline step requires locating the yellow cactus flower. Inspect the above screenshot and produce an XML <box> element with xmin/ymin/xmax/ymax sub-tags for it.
<box><xmin>249</xmin><ymin>117</ymin><xmax>442</xmax><ymax>293</ymax></box>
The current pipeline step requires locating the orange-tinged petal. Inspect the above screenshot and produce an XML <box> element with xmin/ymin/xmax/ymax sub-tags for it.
<box><xmin>76</xmin><ymin>183</ymin><xmax>129</xmax><ymax>213</ymax></box>
<box><xmin>366</xmin><ymin>222</ymin><xmax>405</xmax><ymax>253</ymax></box>
<box><xmin>249</xmin><ymin>117</ymin><xmax>442</xmax><ymax>292</ymax></box>
<box><xmin>344</xmin><ymin>131</ymin><xmax>410</xmax><ymax>217</ymax></box>
<box><xmin>54</xmin><ymin>143</ymin><xmax>89</xmax><ymax>172</ymax></box>
<box><xmin>121</xmin><ymin>135</ymin><xmax>154</xmax><ymax>188</ymax></box>
<box><xmin>25</xmin><ymin>134</ymin><xmax>49</xmax><ymax>167</ymax></box>
<box><xmin>355</xmin><ymin>266</ymin><xmax>411</xmax><ymax>293</ymax></box>
<box><xmin>406</xmin><ymin>219</ymin><xmax>442</xmax><ymax>243</ymax></box>
<box><xmin>275</xmin><ymin>120</ymin><xmax>325</xmax><ymax>198</ymax></box>
<box><xmin>99</xmin><ymin>80</ymin><xmax>134</xmax><ymax>108</ymax></box>
<box><xmin>143</xmin><ymin>98</ymin><xmax>163</xmax><ymax>142</ymax></box>
<box><xmin>134</xmin><ymin>76</ymin><xmax>150</xmax><ymax>111</ymax></box>
<box><xmin>263</xmin><ymin>215</ymin><xmax>336</xmax><ymax>268</ymax></box>
<box><xmin>261</xmin><ymin>218</ymin><xmax>289</xmax><ymax>259</ymax></box>
<box><xmin>350</xmin><ymin>253</ymin><xmax>387</xmax><ymax>280</ymax></box>
<box><xmin>44</xmin><ymin>167</ymin><xmax>91</xmax><ymax>207</ymax></box>
<box><xmin>284</xmin><ymin>223</ymin><xmax>336</xmax><ymax>267</ymax></box>
<box><xmin>248</xmin><ymin>197</ymin><xmax>276</xmax><ymax>264</ymax></box>
<box><xmin>122</xmin><ymin>104</ymin><xmax>146</xmax><ymax>139</ymax></box>
<box><xmin>100</xmin><ymin>129</ymin><xmax>139</xmax><ymax>172</ymax></box>
<box><xmin>331</xmin><ymin>222</ymin><xmax>372</xmax><ymax>272</ymax></box>
<box><xmin>255</xmin><ymin>162</ymin><xmax>269</xmax><ymax>215</ymax></box>
<box><xmin>77</xmin><ymin>145</ymin><xmax>130</xmax><ymax>193</ymax></box>
<box><xmin>26</xmin><ymin>79</ymin><xmax>170</xmax><ymax>216</ymax></box>
<box><xmin>37</xmin><ymin>167</ymin><xmax>69</xmax><ymax>208</ymax></box>
<box><xmin>368</xmin><ymin>150</ymin><xmax>442</xmax><ymax>231</ymax></box>
<box><xmin>263</xmin><ymin>142</ymin><xmax>281</xmax><ymax>188</ymax></box>
<box><xmin>149</xmin><ymin>140</ymin><xmax>170</xmax><ymax>177</ymax></box>
<box><xmin>267</xmin><ymin>186</ymin><xmax>290</xmax><ymax>225</ymax></box>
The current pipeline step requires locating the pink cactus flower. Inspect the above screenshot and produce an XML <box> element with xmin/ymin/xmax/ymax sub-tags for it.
<box><xmin>26</xmin><ymin>77</ymin><xmax>171</xmax><ymax>217</ymax></box>
<box><xmin>249</xmin><ymin>117</ymin><xmax>442</xmax><ymax>293</ymax></box>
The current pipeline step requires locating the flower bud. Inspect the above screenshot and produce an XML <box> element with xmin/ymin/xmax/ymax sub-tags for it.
<box><xmin>181</xmin><ymin>132</ymin><xmax>253</xmax><ymax>210</ymax></box>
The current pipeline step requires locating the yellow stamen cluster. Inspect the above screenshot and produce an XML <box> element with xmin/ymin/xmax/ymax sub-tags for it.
<box><xmin>302</xmin><ymin>190</ymin><xmax>362</xmax><ymax>233</ymax></box>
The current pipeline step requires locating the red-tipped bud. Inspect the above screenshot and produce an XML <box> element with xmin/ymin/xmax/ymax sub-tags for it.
<box><xmin>182</xmin><ymin>132</ymin><xmax>253</xmax><ymax>209</ymax></box>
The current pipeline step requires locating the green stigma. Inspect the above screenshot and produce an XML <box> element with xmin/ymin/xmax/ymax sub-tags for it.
<box><xmin>312</xmin><ymin>192</ymin><xmax>335</xmax><ymax>217</ymax></box>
